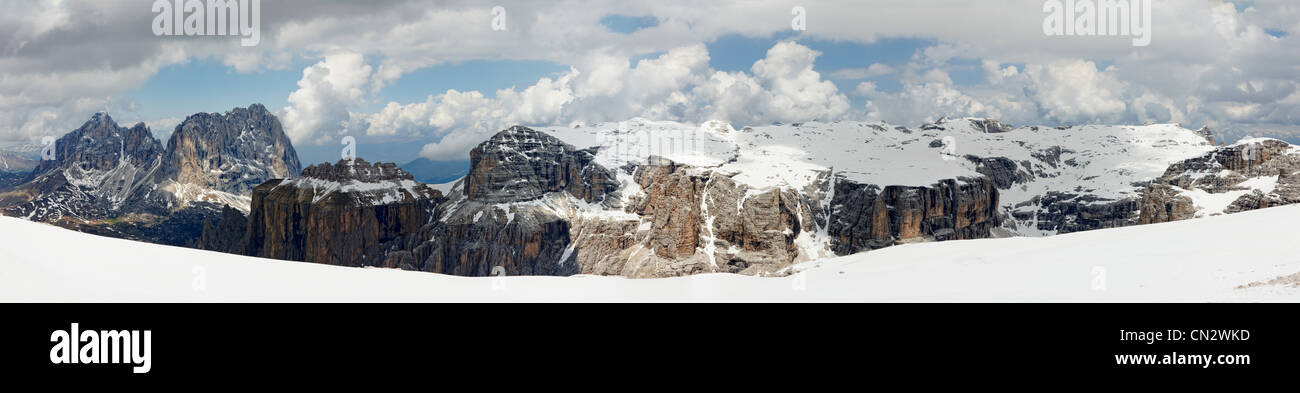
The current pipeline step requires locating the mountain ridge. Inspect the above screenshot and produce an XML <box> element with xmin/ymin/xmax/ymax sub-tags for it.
<box><xmin>5</xmin><ymin>109</ymin><xmax>1299</xmax><ymax>279</ymax></box>
<box><xmin>0</xmin><ymin>104</ymin><xmax>302</xmax><ymax>246</ymax></box>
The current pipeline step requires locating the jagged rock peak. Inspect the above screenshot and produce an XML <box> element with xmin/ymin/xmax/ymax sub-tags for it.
<box><xmin>33</xmin><ymin>111</ymin><xmax>163</xmax><ymax>176</ymax></box>
<box><xmin>466</xmin><ymin>125</ymin><xmax>618</xmax><ymax>204</ymax></box>
<box><xmin>301</xmin><ymin>158</ymin><xmax>415</xmax><ymax>183</ymax></box>
<box><xmin>84</xmin><ymin>111</ymin><xmax>144</xmax><ymax>130</ymax></box>
<box><xmin>89</xmin><ymin>111</ymin><xmax>112</xmax><ymax>124</ymax></box>
<box><xmin>177</xmin><ymin>103</ymin><xmax>274</xmax><ymax>125</ymax></box>
<box><xmin>157</xmin><ymin>102</ymin><xmax>301</xmax><ymax>203</ymax></box>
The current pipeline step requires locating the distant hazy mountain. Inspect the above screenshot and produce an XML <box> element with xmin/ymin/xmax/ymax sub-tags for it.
<box><xmin>398</xmin><ymin>157</ymin><xmax>469</xmax><ymax>184</ymax></box>
<box><xmin>0</xmin><ymin>150</ymin><xmax>38</xmax><ymax>173</ymax></box>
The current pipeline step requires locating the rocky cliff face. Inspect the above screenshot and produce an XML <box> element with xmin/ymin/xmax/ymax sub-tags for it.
<box><xmin>236</xmin><ymin>159</ymin><xmax>442</xmax><ymax>267</ymax></box>
<box><xmin>387</xmin><ymin>127</ymin><xmax>614</xmax><ymax>276</ymax></box>
<box><xmin>571</xmin><ymin>159</ymin><xmax>814</xmax><ymax>277</ymax></box>
<box><xmin>1139</xmin><ymin>139</ymin><xmax>1300</xmax><ymax>224</ymax></box>
<box><xmin>28</xmin><ymin>113</ymin><xmax>164</xmax><ymax>181</ymax></box>
<box><xmin>403</xmin><ymin>199</ymin><xmax>579</xmax><ymax>275</ymax></box>
<box><xmin>827</xmin><ymin>177</ymin><xmax>999</xmax><ymax>254</ymax></box>
<box><xmin>465</xmin><ymin>126</ymin><xmax>617</xmax><ymax>203</ymax></box>
<box><xmin>137</xmin><ymin>103</ymin><xmax>301</xmax><ymax>213</ymax></box>
<box><xmin>198</xmin><ymin>205</ymin><xmax>248</xmax><ymax>253</ymax></box>
<box><xmin>381</xmin><ymin>123</ymin><xmax>1006</xmax><ymax>278</ymax></box>
<box><xmin>1</xmin><ymin>112</ymin><xmax>163</xmax><ymax>222</ymax></box>
<box><xmin>0</xmin><ymin>105</ymin><xmax>303</xmax><ymax>248</ymax></box>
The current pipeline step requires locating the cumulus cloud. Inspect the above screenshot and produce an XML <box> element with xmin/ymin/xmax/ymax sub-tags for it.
<box><xmin>4</xmin><ymin>0</ymin><xmax>1300</xmax><ymax>152</ymax></box>
<box><xmin>1020</xmin><ymin>60</ymin><xmax>1128</xmax><ymax>123</ymax></box>
<box><xmin>864</xmin><ymin>81</ymin><xmax>991</xmax><ymax>125</ymax></box>
<box><xmin>281</xmin><ymin>53</ymin><xmax>374</xmax><ymax>144</ymax></box>
<box><xmin>864</xmin><ymin>59</ymin><xmax>1131</xmax><ymax>126</ymax></box>
<box><xmin>346</xmin><ymin>41</ymin><xmax>850</xmax><ymax>160</ymax></box>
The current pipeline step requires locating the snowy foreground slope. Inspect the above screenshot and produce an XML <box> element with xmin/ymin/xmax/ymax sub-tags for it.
<box><xmin>2</xmin><ymin>204</ymin><xmax>1299</xmax><ymax>302</ymax></box>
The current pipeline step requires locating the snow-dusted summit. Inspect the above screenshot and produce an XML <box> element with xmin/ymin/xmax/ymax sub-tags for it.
<box><xmin>0</xmin><ymin>105</ymin><xmax>301</xmax><ymax>246</ymax></box>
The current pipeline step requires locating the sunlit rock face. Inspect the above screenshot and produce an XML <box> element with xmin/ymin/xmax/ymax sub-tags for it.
<box><xmin>1139</xmin><ymin>139</ymin><xmax>1300</xmax><ymax>224</ymax></box>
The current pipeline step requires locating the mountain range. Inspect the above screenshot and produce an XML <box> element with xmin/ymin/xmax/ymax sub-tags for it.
<box><xmin>3</xmin><ymin>105</ymin><xmax>1298</xmax><ymax>279</ymax></box>
<box><xmin>0</xmin><ymin>104</ymin><xmax>299</xmax><ymax>246</ymax></box>
<box><xmin>198</xmin><ymin>116</ymin><xmax>1300</xmax><ymax>278</ymax></box>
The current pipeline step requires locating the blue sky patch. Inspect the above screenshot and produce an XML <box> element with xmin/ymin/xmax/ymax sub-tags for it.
<box><xmin>600</xmin><ymin>14</ymin><xmax>659</xmax><ymax>34</ymax></box>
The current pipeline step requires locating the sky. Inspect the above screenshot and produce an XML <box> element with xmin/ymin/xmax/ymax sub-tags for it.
<box><xmin>2</xmin><ymin>0</ymin><xmax>1299</xmax><ymax>165</ymax></box>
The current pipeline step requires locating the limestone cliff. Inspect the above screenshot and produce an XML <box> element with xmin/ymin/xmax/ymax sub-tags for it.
<box><xmin>1139</xmin><ymin>139</ymin><xmax>1300</xmax><ymax>224</ymax></box>
<box><xmin>465</xmin><ymin>125</ymin><xmax>617</xmax><ymax>203</ymax></box>
<box><xmin>827</xmin><ymin>177</ymin><xmax>1000</xmax><ymax>255</ymax></box>
<box><xmin>399</xmin><ymin>124</ymin><xmax>1005</xmax><ymax>278</ymax></box>
<box><xmin>196</xmin><ymin>120</ymin><xmax>1300</xmax><ymax>279</ymax></box>
<box><xmin>235</xmin><ymin>159</ymin><xmax>442</xmax><ymax>267</ymax></box>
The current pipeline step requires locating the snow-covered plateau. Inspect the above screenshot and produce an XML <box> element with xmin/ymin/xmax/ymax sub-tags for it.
<box><xmin>3</xmin><ymin>202</ymin><xmax>1298</xmax><ymax>302</ymax></box>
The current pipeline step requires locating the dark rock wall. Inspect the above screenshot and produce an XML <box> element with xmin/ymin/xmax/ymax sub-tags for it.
<box><xmin>465</xmin><ymin>126</ymin><xmax>617</xmax><ymax>204</ymax></box>
<box><xmin>239</xmin><ymin>160</ymin><xmax>443</xmax><ymax>267</ymax></box>
<box><xmin>828</xmin><ymin>177</ymin><xmax>999</xmax><ymax>255</ymax></box>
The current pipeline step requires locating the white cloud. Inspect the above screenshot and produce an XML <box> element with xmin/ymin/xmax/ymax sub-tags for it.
<box><xmin>281</xmin><ymin>52</ymin><xmax>374</xmax><ymax>145</ymax></box>
<box><xmin>854</xmin><ymin>81</ymin><xmax>877</xmax><ymax>96</ymax></box>
<box><xmin>864</xmin><ymin>82</ymin><xmax>990</xmax><ymax>125</ymax></box>
<box><xmin>4</xmin><ymin>0</ymin><xmax>1300</xmax><ymax>156</ymax></box>
<box><xmin>863</xmin><ymin>59</ymin><xmax>1131</xmax><ymax>126</ymax></box>
<box><xmin>1019</xmin><ymin>60</ymin><xmax>1128</xmax><ymax>123</ymax></box>
<box><xmin>344</xmin><ymin>40</ymin><xmax>849</xmax><ymax>160</ymax></box>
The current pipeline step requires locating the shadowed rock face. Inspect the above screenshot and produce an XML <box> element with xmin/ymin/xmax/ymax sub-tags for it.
<box><xmin>2</xmin><ymin>113</ymin><xmax>164</xmax><ymax>222</ymax></box>
<box><xmin>465</xmin><ymin>126</ymin><xmax>617</xmax><ymax>204</ymax></box>
<box><xmin>966</xmin><ymin>155</ymin><xmax>1031</xmax><ymax>189</ymax></box>
<box><xmin>404</xmin><ymin>201</ymin><xmax>580</xmax><ymax>276</ymax></box>
<box><xmin>198</xmin><ymin>205</ymin><xmax>248</xmax><ymax>254</ymax></box>
<box><xmin>2</xmin><ymin>106</ymin><xmax>305</xmax><ymax>248</ymax></box>
<box><xmin>388</xmin><ymin>127</ymin><xmax>616</xmax><ymax>277</ymax></box>
<box><xmin>238</xmin><ymin>159</ymin><xmax>442</xmax><ymax>267</ymax></box>
<box><xmin>828</xmin><ymin>177</ymin><xmax>1000</xmax><ymax>254</ymax></box>
<box><xmin>28</xmin><ymin>113</ymin><xmax>162</xmax><ymax>179</ymax></box>
<box><xmin>1026</xmin><ymin>192</ymin><xmax>1140</xmax><ymax>233</ymax></box>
